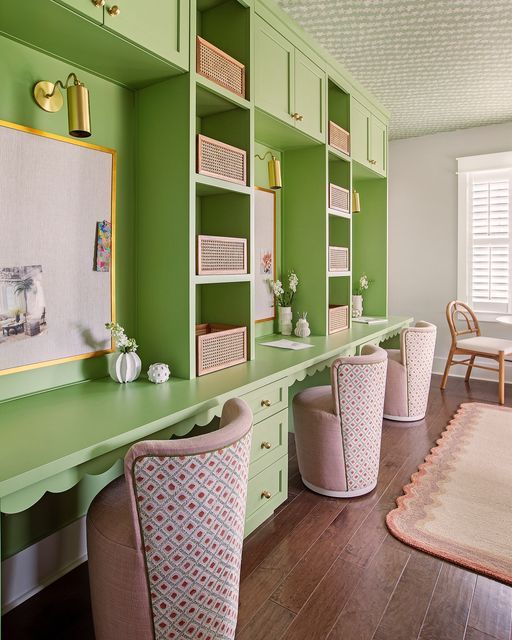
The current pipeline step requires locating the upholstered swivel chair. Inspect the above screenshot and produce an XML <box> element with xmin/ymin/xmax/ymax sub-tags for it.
<box><xmin>441</xmin><ymin>301</ymin><xmax>512</xmax><ymax>405</ymax></box>
<box><xmin>293</xmin><ymin>344</ymin><xmax>387</xmax><ymax>498</ymax></box>
<box><xmin>383</xmin><ymin>321</ymin><xmax>437</xmax><ymax>422</ymax></box>
<box><xmin>87</xmin><ymin>398</ymin><xmax>253</xmax><ymax>640</ymax></box>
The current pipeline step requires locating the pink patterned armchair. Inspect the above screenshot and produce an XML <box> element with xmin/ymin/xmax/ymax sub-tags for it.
<box><xmin>86</xmin><ymin>398</ymin><xmax>253</xmax><ymax>640</ymax></box>
<box><xmin>293</xmin><ymin>344</ymin><xmax>388</xmax><ymax>498</ymax></box>
<box><xmin>383</xmin><ymin>321</ymin><xmax>437</xmax><ymax>422</ymax></box>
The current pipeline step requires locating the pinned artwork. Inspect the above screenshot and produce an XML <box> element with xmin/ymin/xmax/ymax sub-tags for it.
<box><xmin>95</xmin><ymin>220</ymin><xmax>112</xmax><ymax>272</ymax></box>
<box><xmin>0</xmin><ymin>266</ymin><xmax>47</xmax><ymax>345</ymax></box>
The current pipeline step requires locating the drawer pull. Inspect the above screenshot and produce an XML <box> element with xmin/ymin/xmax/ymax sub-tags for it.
<box><xmin>260</xmin><ymin>441</ymin><xmax>272</xmax><ymax>450</ymax></box>
<box><xmin>92</xmin><ymin>0</ymin><xmax>105</xmax><ymax>6</ymax></box>
<box><xmin>107</xmin><ymin>5</ymin><xmax>120</xmax><ymax>16</ymax></box>
<box><xmin>261</xmin><ymin>490</ymin><xmax>272</xmax><ymax>500</ymax></box>
<box><xmin>261</xmin><ymin>399</ymin><xmax>271</xmax><ymax>407</ymax></box>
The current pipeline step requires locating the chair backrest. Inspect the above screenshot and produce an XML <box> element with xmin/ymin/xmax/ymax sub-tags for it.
<box><xmin>401</xmin><ymin>321</ymin><xmax>437</xmax><ymax>417</ymax></box>
<box><xmin>124</xmin><ymin>398</ymin><xmax>253</xmax><ymax>640</ymax></box>
<box><xmin>330</xmin><ymin>345</ymin><xmax>388</xmax><ymax>493</ymax></box>
<box><xmin>446</xmin><ymin>300</ymin><xmax>480</xmax><ymax>345</ymax></box>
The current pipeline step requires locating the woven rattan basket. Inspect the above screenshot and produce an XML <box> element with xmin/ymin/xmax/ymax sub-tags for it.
<box><xmin>197</xmin><ymin>235</ymin><xmax>247</xmax><ymax>275</ymax></box>
<box><xmin>197</xmin><ymin>134</ymin><xmax>247</xmax><ymax>185</ymax></box>
<box><xmin>196</xmin><ymin>36</ymin><xmax>245</xmax><ymax>98</ymax></box>
<box><xmin>329</xmin><ymin>121</ymin><xmax>350</xmax><ymax>156</ymax></box>
<box><xmin>196</xmin><ymin>323</ymin><xmax>247</xmax><ymax>376</ymax></box>
<box><xmin>329</xmin><ymin>305</ymin><xmax>349</xmax><ymax>334</ymax></box>
<box><xmin>329</xmin><ymin>184</ymin><xmax>350</xmax><ymax>214</ymax></box>
<box><xmin>328</xmin><ymin>246</ymin><xmax>349</xmax><ymax>272</ymax></box>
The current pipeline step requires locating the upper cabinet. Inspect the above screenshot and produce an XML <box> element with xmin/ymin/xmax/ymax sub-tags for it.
<box><xmin>54</xmin><ymin>0</ymin><xmax>189</xmax><ymax>71</ymax></box>
<box><xmin>350</xmin><ymin>98</ymin><xmax>387</xmax><ymax>176</ymax></box>
<box><xmin>255</xmin><ymin>17</ymin><xmax>325</xmax><ymax>143</ymax></box>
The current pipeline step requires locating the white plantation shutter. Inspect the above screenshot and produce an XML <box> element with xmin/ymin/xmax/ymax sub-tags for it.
<box><xmin>469</xmin><ymin>174</ymin><xmax>511</xmax><ymax>312</ymax></box>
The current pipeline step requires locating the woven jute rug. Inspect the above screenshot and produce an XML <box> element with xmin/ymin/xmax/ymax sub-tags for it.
<box><xmin>387</xmin><ymin>402</ymin><xmax>512</xmax><ymax>584</ymax></box>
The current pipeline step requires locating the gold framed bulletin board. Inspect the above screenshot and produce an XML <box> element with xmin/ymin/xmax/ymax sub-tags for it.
<box><xmin>0</xmin><ymin>120</ymin><xmax>116</xmax><ymax>376</ymax></box>
<box><xmin>254</xmin><ymin>187</ymin><xmax>276</xmax><ymax>322</ymax></box>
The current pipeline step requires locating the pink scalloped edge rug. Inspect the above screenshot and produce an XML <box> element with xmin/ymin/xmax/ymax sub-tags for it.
<box><xmin>387</xmin><ymin>402</ymin><xmax>512</xmax><ymax>585</ymax></box>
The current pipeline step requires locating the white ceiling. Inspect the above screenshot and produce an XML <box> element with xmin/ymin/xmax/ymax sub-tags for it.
<box><xmin>276</xmin><ymin>0</ymin><xmax>512</xmax><ymax>140</ymax></box>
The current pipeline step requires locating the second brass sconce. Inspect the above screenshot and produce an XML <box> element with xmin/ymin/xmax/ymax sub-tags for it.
<box><xmin>255</xmin><ymin>151</ymin><xmax>282</xmax><ymax>189</ymax></box>
<box><xmin>352</xmin><ymin>190</ymin><xmax>361</xmax><ymax>213</ymax></box>
<box><xmin>33</xmin><ymin>73</ymin><xmax>91</xmax><ymax>138</ymax></box>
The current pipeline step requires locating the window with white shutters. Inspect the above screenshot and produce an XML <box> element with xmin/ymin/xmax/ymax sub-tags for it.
<box><xmin>458</xmin><ymin>153</ymin><xmax>512</xmax><ymax>320</ymax></box>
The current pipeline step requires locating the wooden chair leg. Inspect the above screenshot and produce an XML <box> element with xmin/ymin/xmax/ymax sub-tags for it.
<box><xmin>440</xmin><ymin>348</ymin><xmax>454</xmax><ymax>390</ymax></box>
<box><xmin>465</xmin><ymin>355</ymin><xmax>476</xmax><ymax>382</ymax></box>
<box><xmin>498</xmin><ymin>351</ymin><xmax>505</xmax><ymax>405</ymax></box>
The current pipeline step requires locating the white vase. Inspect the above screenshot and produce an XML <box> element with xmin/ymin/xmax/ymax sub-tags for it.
<box><xmin>352</xmin><ymin>295</ymin><xmax>363</xmax><ymax>318</ymax></box>
<box><xmin>109</xmin><ymin>351</ymin><xmax>142</xmax><ymax>383</ymax></box>
<box><xmin>294</xmin><ymin>317</ymin><xmax>311</xmax><ymax>338</ymax></box>
<box><xmin>278</xmin><ymin>306</ymin><xmax>293</xmax><ymax>335</ymax></box>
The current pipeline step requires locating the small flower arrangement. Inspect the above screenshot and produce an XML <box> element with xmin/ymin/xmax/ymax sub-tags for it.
<box><xmin>271</xmin><ymin>270</ymin><xmax>299</xmax><ymax>307</ymax></box>
<box><xmin>105</xmin><ymin>322</ymin><xmax>138</xmax><ymax>353</ymax></box>
<box><xmin>354</xmin><ymin>274</ymin><xmax>373</xmax><ymax>296</ymax></box>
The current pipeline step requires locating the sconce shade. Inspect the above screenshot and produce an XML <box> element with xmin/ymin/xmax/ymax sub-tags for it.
<box><xmin>352</xmin><ymin>190</ymin><xmax>361</xmax><ymax>213</ymax></box>
<box><xmin>268</xmin><ymin>156</ymin><xmax>282</xmax><ymax>189</ymax></box>
<box><xmin>67</xmin><ymin>83</ymin><xmax>91</xmax><ymax>138</ymax></box>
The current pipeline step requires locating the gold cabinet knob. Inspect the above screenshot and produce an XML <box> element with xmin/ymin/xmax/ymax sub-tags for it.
<box><xmin>107</xmin><ymin>5</ymin><xmax>120</xmax><ymax>16</ymax></box>
<box><xmin>261</xmin><ymin>399</ymin><xmax>271</xmax><ymax>407</ymax></box>
<box><xmin>369</xmin><ymin>159</ymin><xmax>377</xmax><ymax>165</ymax></box>
<box><xmin>92</xmin><ymin>0</ymin><xmax>105</xmax><ymax>6</ymax></box>
<box><xmin>261</xmin><ymin>441</ymin><xmax>272</xmax><ymax>450</ymax></box>
<box><xmin>297</xmin><ymin>114</ymin><xmax>304</xmax><ymax>122</ymax></box>
<box><xmin>261</xmin><ymin>490</ymin><xmax>272</xmax><ymax>499</ymax></box>
<box><xmin>291</xmin><ymin>112</ymin><xmax>300</xmax><ymax>120</ymax></box>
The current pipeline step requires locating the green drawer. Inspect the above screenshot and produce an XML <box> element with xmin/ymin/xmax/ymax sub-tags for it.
<box><xmin>242</xmin><ymin>379</ymin><xmax>288</xmax><ymax>423</ymax></box>
<box><xmin>245</xmin><ymin>454</ymin><xmax>288</xmax><ymax>537</ymax></box>
<box><xmin>249</xmin><ymin>409</ymin><xmax>288</xmax><ymax>479</ymax></box>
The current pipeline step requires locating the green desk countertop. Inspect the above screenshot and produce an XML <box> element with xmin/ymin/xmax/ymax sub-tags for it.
<box><xmin>0</xmin><ymin>316</ymin><xmax>411</xmax><ymax>511</ymax></box>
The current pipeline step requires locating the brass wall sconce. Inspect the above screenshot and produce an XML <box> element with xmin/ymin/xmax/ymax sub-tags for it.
<box><xmin>352</xmin><ymin>190</ymin><xmax>361</xmax><ymax>213</ymax></box>
<box><xmin>33</xmin><ymin>73</ymin><xmax>91</xmax><ymax>138</ymax></box>
<box><xmin>255</xmin><ymin>151</ymin><xmax>282</xmax><ymax>189</ymax></box>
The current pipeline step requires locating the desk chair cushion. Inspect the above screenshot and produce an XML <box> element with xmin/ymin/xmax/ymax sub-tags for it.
<box><xmin>457</xmin><ymin>336</ymin><xmax>512</xmax><ymax>355</ymax></box>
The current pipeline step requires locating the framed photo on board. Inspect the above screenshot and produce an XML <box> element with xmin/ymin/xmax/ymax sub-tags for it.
<box><xmin>0</xmin><ymin>120</ymin><xmax>116</xmax><ymax>376</ymax></box>
<box><xmin>254</xmin><ymin>187</ymin><xmax>276</xmax><ymax>322</ymax></box>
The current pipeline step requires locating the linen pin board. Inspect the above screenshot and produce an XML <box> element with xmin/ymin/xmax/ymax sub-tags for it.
<box><xmin>0</xmin><ymin>120</ymin><xmax>116</xmax><ymax>375</ymax></box>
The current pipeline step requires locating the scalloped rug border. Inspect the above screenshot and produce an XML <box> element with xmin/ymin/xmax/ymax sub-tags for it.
<box><xmin>386</xmin><ymin>402</ymin><xmax>512</xmax><ymax>585</ymax></box>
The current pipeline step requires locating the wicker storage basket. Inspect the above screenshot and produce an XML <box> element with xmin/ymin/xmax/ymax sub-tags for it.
<box><xmin>329</xmin><ymin>305</ymin><xmax>349</xmax><ymax>334</ymax></box>
<box><xmin>329</xmin><ymin>246</ymin><xmax>349</xmax><ymax>272</ymax></box>
<box><xmin>197</xmin><ymin>134</ymin><xmax>247</xmax><ymax>185</ymax></box>
<box><xmin>196</xmin><ymin>323</ymin><xmax>247</xmax><ymax>376</ymax></box>
<box><xmin>329</xmin><ymin>184</ymin><xmax>350</xmax><ymax>214</ymax></box>
<box><xmin>197</xmin><ymin>235</ymin><xmax>247</xmax><ymax>275</ymax></box>
<box><xmin>196</xmin><ymin>36</ymin><xmax>245</xmax><ymax>98</ymax></box>
<box><xmin>329</xmin><ymin>121</ymin><xmax>350</xmax><ymax>156</ymax></box>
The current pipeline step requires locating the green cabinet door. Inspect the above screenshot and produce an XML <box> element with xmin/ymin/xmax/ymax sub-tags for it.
<box><xmin>255</xmin><ymin>17</ymin><xmax>294</xmax><ymax>127</ymax></box>
<box><xmin>369</xmin><ymin>116</ymin><xmax>387</xmax><ymax>176</ymax></box>
<box><xmin>294</xmin><ymin>51</ymin><xmax>325</xmax><ymax>143</ymax></box>
<box><xmin>103</xmin><ymin>0</ymin><xmax>189</xmax><ymax>68</ymax></box>
<box><xmin>350</xmin><ymin>98</ymin><xmax>370</xmax><ymax>167</ymax></box>
<box><xmin>56</xmin><ymin>0</ymin><xmax>104</xmax><ymax>22</ymax></box>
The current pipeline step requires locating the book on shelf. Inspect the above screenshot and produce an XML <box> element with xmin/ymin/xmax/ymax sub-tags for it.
<box><xmin>352</xmin><ymin>316</ymin><xmax>387</xmax><ymax>325</ymax></box>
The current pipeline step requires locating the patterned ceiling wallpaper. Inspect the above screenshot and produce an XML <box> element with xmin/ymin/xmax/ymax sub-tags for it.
<box><xmin>276</xmin><ymin>0</ymin><xmax>512</xmax><ymax>139</ymax></box>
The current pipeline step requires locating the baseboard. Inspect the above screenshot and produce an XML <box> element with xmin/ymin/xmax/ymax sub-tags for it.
<box><xmin>432</xmin><ymin>355</ymin><xmax>512</xmax><ymax>383</ymax></box>
<box><xmin>1</xmin><ymin>516</ymin><xmax>87</xmax><ymax>614</ymax></box>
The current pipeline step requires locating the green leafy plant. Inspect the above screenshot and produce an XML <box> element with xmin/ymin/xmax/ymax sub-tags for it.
<box><xmin>105</xmin><ymin>322</ymin><xmax>138</xmax><ymax>353</ymax></box>
<box><xmin>270</xmin><ymin>271</ymin><xmax>299</xmax><ymax>307</ymax></box>
<box><xmin>353</xmin><ymin>274</ymin><xmax>373</xmax><ymax>296</ymax></box>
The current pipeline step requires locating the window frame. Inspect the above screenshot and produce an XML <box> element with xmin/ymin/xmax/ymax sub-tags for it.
<box><xmin>457</xmin><ymin>151</ymin><xmax>512</xmax><ymax>323</ymax></box>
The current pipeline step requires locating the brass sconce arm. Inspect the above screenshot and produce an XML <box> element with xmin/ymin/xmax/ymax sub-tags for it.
<box><xmin>44</xmin><ymin>73</ymin><xmax>81</xmax><ymax>99</ymax></box>
<box><xmin>255</xmin><ymin>151</ymin><xmax>274</xmax><ymax>162</ymax></box>
<box><xmin>255</xmin><ymin>150</ymin><xmax>282</xmax><ymax>189</ymax></box>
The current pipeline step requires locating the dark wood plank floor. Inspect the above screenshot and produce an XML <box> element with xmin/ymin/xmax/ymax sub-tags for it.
<box><xmin>4</xmin><ymin>375</ymin><xmax>512</xmax><ymax>640</ymax></box>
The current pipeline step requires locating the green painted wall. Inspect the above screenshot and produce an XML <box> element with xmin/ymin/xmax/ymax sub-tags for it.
<box><xmin>0</xmin><ymin>35</ymin><xmax>135</xmax><ymax>557</ymax></box>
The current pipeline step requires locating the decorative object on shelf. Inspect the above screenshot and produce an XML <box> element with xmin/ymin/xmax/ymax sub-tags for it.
<box><xmin>329</xmin><ymin>305</ymin><xmax>349</xmax><ymax>334</ymax></box>
<box><xmin>329</xmin><ymin>121</ymin><xmax>350</xmax><ymax>156</ymax></box>
<box><xmin>197</xmin><ymin>234</ymin><xmax>247</xmax><ymax>275</ymax></box>
<box><xmin>33</xmin><ymin>72</ymin><xmax>91</xmax><ymax>138</ymax></box>
<box><xmin>197</xmin><ymin>134</ymin><xmax>246</xmax><ymax>185</ymax></box>
<box><xmin>106</xmin><ymin>322</ymin><xmax>141</xmax><ymax>383</ymax></box>
<box><xmin>352</xmin><ymin>274</ymin><xmax>373</xmax><ymax>318</ymax></box>
<box><xmin>147</xmin><ymin>362</ymin><xmax>171</xmax><ymax>384</ymax></box>
<box><xmin>196</xmin><ymin>36</ymin><xmax>245</xmax><ymax>98</ymax></box>
<box><xmin>95</xmin><ymin>220</ymin><xmax>112</xmax><ymax>272</ymax></box>
<box><xmin>328</xmin><ymin>246</ymin><xmax>349</xmax><ymax>272</ymax></box>
<box><xmin>352</xmin><ymin>190</ymin><xmax>361</xmax><ymax>213</ymax></box>
<box><xmin>294</xmin><ymin>312</ymin><xmax>311</xmax><ymax>338</ymax></box>
<box><xmin>329</xmin><ymin>183</ymin><xmax>350</xmax><ymax>214</ymax></box>
<box><xmin>196</xmin><ymin>323</ymin><xmax>247</xmax><ymax>376</ymax></box>
<box><xmin>255</xmin><ymin>150</ymin><xmax>282</xmax><ymax>190</ymax></box>
<box><xmin>271</xmin><ymin>271</ymin><xmax>299</xmax><ymax>335</ymax></box>
<box><xmin>255</xmin><ymin>188</ymin><xmax>276</xmax><ymax>322</ymax></box>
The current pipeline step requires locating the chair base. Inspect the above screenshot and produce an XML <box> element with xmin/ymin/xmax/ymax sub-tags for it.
<box><xmin>383</xmin><ymin>413</ymin><xmax>425</xmax><ymax>422</ymax></box>
<box><xmin>302</xmin><ymin>477</ymin><xmax>377</xmax><ymax>498</ymax></box>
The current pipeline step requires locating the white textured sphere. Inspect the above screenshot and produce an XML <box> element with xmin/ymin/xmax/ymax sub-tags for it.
<box><xmin>147</xmin><ymin>362</ymin><xmax>171</xmax><ymax>384</ymax></box>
